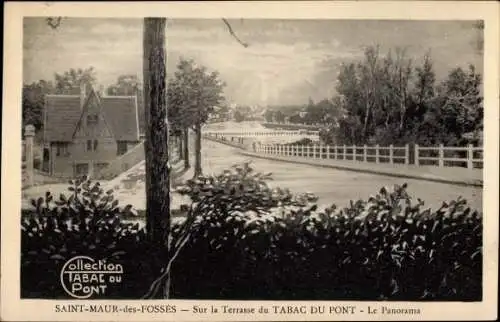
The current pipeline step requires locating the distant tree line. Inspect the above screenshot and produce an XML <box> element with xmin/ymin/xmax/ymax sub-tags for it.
<box><xmin>263</xmin><ymin>46</ymin><xmax>483</xmax><ymax>147</ymax></box>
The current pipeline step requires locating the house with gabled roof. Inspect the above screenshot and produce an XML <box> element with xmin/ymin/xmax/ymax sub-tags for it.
<box><xmin>43</xmin><ymin>84</ymin><xmax>141</xmax><ymax>177</ymax></box>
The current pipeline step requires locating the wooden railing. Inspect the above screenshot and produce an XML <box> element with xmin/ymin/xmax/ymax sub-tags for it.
<box><xmin>204</xmin><ymin>130</ymin><xmax>320</xmax><ymax>137</ymax></box>
<box><xmin>256</xmin><ymin>143</ymin><xmax>411</xmax><ymax>165</ymax></box>
<box><xmin>415</xmin><ymin>144</ymin><xmax>483</xmax><ymax>169</ymax></box>
<box><xmin>205</xmin><ymin>133</ymin><xmax>483</xmax><ymax>170</ymax></box>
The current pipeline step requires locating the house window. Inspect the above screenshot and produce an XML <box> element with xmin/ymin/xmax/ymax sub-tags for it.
<box><xmin>117</xmin><ymin>141</ymin><xmax>128</xmax><ymax>155</ymax></box>
<box><xmin>56</xmin><ymin>143</ymin><xmax>69</xmax><ymax>157</ymax></box>
<box><xmin>87</xmin><ymin>114</ymin><xmax>98</xmax><ymax>126</ymax></box>
<box><xmin>74</xmin><ymin>163</ymin><xmax>89</xmax><ymax>177</ymax></box>
<box><xmin>95</xmin><ymin>162</ymin><xmax>109</xmax><ymax>173</ymax></box>
<box><xmin>87</xmin><ymin>140</ymin><xmax>98</xmax><ymax>151</ymax></box>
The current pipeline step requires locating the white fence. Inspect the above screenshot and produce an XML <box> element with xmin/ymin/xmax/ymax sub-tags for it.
<box><xmin>256</xmin><ymin>143</ymin><xmax>483</xmax><ymax>169</ymax></box>
<box><xmin>256</xmin><ymin>144</ymin><xmax>410</xmax><ymax>165</ymax></box>
<box><xmin>204</xmin><ymin>130</ymin><xmax>320</xmax><ymax>137</ymax></box>
<box><xmin>204</xmin><ymin>132</ymin><xmax>484</xmax><ymax>169</ymax></box>
<box><xmin>415</xmin><ymin>144</ymin><xmax>483</xmax><ymax>169</ymax></box>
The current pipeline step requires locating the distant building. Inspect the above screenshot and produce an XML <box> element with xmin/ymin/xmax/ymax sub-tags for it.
<box><xmin>43</xmin><ymin>84</ymin><xmax>141</xmax><ymax>177</ymax></box>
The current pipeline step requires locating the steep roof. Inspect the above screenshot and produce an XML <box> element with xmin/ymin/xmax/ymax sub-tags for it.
<box><xmin>44</xmin><ymin>90</ymin><xmax>139</xmax><ymax>142</ymax></box>
<box><xmin>100</xmin><ymin>96</ymin><xmax>140</xmax><ymax>141</ymax></box>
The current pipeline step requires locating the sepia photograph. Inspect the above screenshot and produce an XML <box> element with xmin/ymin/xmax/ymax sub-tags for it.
<box><xmin>2</xmin><ymin>1</ymin><xmax>498</xmax><ymax>321</ymax></box>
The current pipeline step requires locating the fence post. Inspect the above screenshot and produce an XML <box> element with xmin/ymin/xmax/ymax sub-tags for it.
<box><xmin>438</xmin><ymin>144</ymin><xmax>444</xmax><ymax>167</ymax></box>
<box><xmin>414</xmin><ymin>144</ymin><xmax>419</xmax><ymax>165</ymax></box>
<box><xmin>313</xmin><ymin>144</ymin><xmax>317</xmax><ymax>158</ymax></box>
<box><xmin>353</xmin><ymin>145</ymin><xmax>357</xmax><ymax>161</ymax></box>
<box><xmin>389</xmin><ymin>144</ymin><xmax>394</xmax><ymax>164</ymax></box>
<box><xmin>375</xmin><ymin>144</ymin><xmax>380</xmax><ymax>164</ymax></box>
<box><xmin>467</xmin><ymin>144</ymin><xmax>474</xmax><ymax>169</ymax></box>
<box><xmin>334</xmin><ymin>145</ymin><xmax>338</xmax><ymax>160</ymax></box>
<box><xmin>319</xmin><ymin>145</ymin><xmax>323</xmax><ymax>159</ymax></box>
<box><xmin>405</xmin><ymin>144</ymin><xmax>409</xmax><ymax>165</ymax></box>
<box><xmin>302</xmin><ymin>145</ymin><xmax>305</xmax><ymax>157</ymax></box>
<box><xmin>24</xmin><ymin>124</ymin><xmax>35</xmax><ymax>188</ymax></box>
<box><xmin>363</xmin><ymin>145</ymin><xmax>367</xmax><ymax>162</ymax></box>
<box><xmin>343</xmin><ymin>144</ymin><xmax>346</xmax><ymax>160</ymax></box>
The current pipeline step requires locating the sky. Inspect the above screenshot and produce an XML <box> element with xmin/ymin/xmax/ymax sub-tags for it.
<box><xmin>23</xmin><ymin>18</ymin><xmax>483</xmax><ymax>106</ymax></box>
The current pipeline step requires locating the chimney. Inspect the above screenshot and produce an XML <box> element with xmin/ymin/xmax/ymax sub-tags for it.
<box><xmin>80</xmin><ymin>82</ymin><xmax>87</xmax><ymax>109</ymax></box>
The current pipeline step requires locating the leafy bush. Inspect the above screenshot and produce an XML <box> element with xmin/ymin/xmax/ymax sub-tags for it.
<box><xmin>21</xmin><ymin>165</ymin><xmax>482</xmax><ymax>301</ymax></box>
<box><xmin>284</xmin><ymin>138</ymin><xmax>314</xmax><ymax>146</ymax></box>
<box><xmin>170</xmin><ymin>184</ymin><xmax>481</xmax><ymax>300</ymax></box>
<box><xmin>21</xmin><ymin>176</ymin><xmax>156</xmax><ymax>299</ymax></box>
<box><xmin>176</xmin><ymin>162</ymin><xmax>318</xmax><ymax>211</ymax></box>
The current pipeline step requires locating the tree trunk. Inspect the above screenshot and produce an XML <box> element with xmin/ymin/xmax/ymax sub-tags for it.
<box><xmin>194</xmin><ymin>122</ymin><xmax>202</xmax><ymax>177</ymax></box>
<box><xmin>183</xmin><ymin>128</ymin><xmax>190</xmax><ymax>169</ymax></box>
<box><xmin>362</xmin><ymin>98</ymin><xmax>371</xmax><ymax>142</ymax></box>
<box><xmin>143</xmin><ymin>18</ymin><xmax>170</xmax><ymax>250</ymax></box>
<box><xmin>178</xmin><ymin>135</ymin><xmax>183</xmax><ymax>161</ymax></box>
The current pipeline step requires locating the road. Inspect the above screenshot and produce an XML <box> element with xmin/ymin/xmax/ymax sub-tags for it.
<box><xmin>200</xmin><ymin>139</ymin><xmax>482</xmax><ymax>212</ymax></box>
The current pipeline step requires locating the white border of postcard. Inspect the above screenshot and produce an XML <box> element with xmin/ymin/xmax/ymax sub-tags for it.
<box><xmin>2</xmin><ymin>1</ymin><xmax>499</xmax><ymax>321</ymax></box>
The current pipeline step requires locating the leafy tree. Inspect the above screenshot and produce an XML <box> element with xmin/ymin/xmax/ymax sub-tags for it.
<box><xmin>274</xmin><ymin>110</ymin><xmax>285</xmax><ymax>123</ymax></box>
<box><xmin>22</xmin><ymin>80</ymin><xmax>55</xmax><ymax>132</ymax></box>
<box><xmin>436</xmin><ymin>65</ymin><xmax>483</xmax><ymax>144</ymax></box>
<box><xmin>303</xmin><ymin>98</ymin><xmax>341</xmax><ymax>125</ymax></box>
<box><xmin>233</xmin><ymin>110</ymin><xmax>245</xmax><ymax>122</ymax></box>
<box><xmin>288</xmin><ymin>113</ymin><xmax>304</xmax><ymax>124</ymax></box>
<box><xmin>167</xmin><ymin>58</ymin><xmax>225</xmax><ymax>177</ymax></box>
<box><xmin>329</xmin><ymin>45</ymin><xmax>482</xmax><ymax>146</ymax></box>
<box><xmin>167</xmin><ymin>70</ymin><xmax>194</xmax><ymax>169</ymax></box>
<box><xmin>106</xmin><ymin>74</ymin><xmax>141</xmax><ymax>95</ymax></box>
<box><xmin>54</xmin><ymin>67</ymin><xmax>97</xmax><ymax>94</ymax></box>
<box><xmin>263</xmin><ymin>110</ymin><xmax>274</xmax><ymax>123</ymax></box>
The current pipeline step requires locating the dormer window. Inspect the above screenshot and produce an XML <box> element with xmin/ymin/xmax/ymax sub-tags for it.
<box><xmin>87</xmin><ymin>114</ymin><xmax>98</xmax><ymax>125</ymax></box>
<box><xmin>87</xmin><ymin>139</ymin><xmax>98</xmax><ymax>151</ymax></box>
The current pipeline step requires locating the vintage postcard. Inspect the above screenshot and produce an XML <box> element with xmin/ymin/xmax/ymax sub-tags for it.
<box><xmin>1</xmin><ymin>1</ymin><xmax>498</xmax><ymax>321</ymax></box>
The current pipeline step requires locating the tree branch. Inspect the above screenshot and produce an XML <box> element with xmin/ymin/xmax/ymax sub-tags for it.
<box><xmin>222</xmin><ymin>18</ymin><xmax>249</xmax><ymax>48</ymax></box>
<box><xmin>46</xmin><ymin>17</ymin><xmax>62</xmax><ymax>29</ymax></box>
<box><xmin>48</xmin><ymin>17</ymin><xmax>249</xmax><ymax>48</ymax></box>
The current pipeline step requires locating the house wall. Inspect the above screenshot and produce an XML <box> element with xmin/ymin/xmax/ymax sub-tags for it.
<box><xmin>50</xmin><ymin>140</ymin><xmax>143</xmax><ymax>178</ymax></box>
<box><xmin>50</xmin><ymin>140</ymin><xmax>118</xmax><ymax>177</ymax></box>
<box><xmin>95</xmin><ymin>141</ymin><xmax>144</xmax><ymax>179</ymax></box>
<box><xmin>50</xmin><ymin>91</ymin><xmax>121</xmax><ymax>177</ymax></box>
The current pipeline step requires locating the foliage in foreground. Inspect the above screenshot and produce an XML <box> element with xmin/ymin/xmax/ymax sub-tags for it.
<box><xmin>21</xmin><ymin>165</ymin><xmax>482</xmax><ymax>300</ymax></box>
